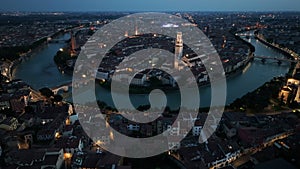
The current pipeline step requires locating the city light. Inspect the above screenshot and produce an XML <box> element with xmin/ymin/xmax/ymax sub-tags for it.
<box><xmin>1</xmin><ymin>9</ymin><xmax>300</xmax><ymax>169</ymax></box>
<box><xmin>64</xmin><ymin>153</ymin><xmax>72</xmax><ymax>160</ymax></box>
<box><xmin>55</xmin><ymin>132</ymin><xmax>61</xmax><ymax>139</ymax></box>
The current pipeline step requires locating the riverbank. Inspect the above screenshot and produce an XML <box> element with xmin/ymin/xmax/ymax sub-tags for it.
<box><xmin>254</xmin><ymin>33</ymin><xmax>298</xmax><ymax>60</ymax></box>
<box><xmin>11</xmin><ymin>32</ymin><xmax>71</xmax><ymax>79</ymax></box>
<box><xmin>9</xmin><ymin>27</ymin><xmax>79</xmax><ymax>81</ymax></box>
<box><xmin>14</xmin><ymin>27</ymin><xmax>291</xmax><ymax>108</ymax></box>
<box><xmin>2</xmin><ymin>38</ymin><xmax>46</xmax><ymax>80</ymax></box>
<box><xmin>96</xmin><ymin>58</ymin><xmax>250</xmax><ymax>95</ymax></box>
<box><xmin>53</xmin><ymin>49</ymin><xmax>76</xmax><ymax>75</ymax></box>
<box><xmin>230</xmin><ymin>29</ymin><xmax>256</xmax><ymax>53</ymax></box>
<box><xmin>226</xmin><ymin>30</ymin><xmax>300</xmax><ymax>113</ymax></box>
<box><xmin>254</xmin><ymin>32</ymin><xmax>298</xmax><ymax>77</ymax></box>
<box><xmin>227</xmin><ymin>76</ymin><xmax>287</xmax><ymax>113</ymax></box>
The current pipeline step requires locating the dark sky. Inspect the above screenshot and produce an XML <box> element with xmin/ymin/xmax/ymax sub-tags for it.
<box><xmin>0</xmin><ymin>0</ymin><xmax>300</xmax><ymax>12</ymax></box>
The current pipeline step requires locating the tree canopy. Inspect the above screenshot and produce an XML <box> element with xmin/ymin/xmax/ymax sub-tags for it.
<box><xmin>39</xmin><ymin>87</ymin><xmax>54</xmax><ymax>98</ymax></box>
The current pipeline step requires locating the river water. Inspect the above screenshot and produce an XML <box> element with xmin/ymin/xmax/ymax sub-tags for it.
<box><xmin>13</xmin><ymin>33</ymin><xmax>72</xmax><ymax>88</ymax></box>
<box><xmin>13</xmin><ymin>32</ymin><xmax>290</xmax><ymax>108</ymax></box>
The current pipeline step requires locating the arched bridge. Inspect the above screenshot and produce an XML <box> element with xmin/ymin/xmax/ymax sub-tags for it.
<box><xmin>254</xmin><ymin>56</ymin><xmax>297</xmax><ymax>64</ymax></box>
<box><xmin>51</xmin><ymin>82</ymin><xmax>72</xmax><ymax>95</ymax></box>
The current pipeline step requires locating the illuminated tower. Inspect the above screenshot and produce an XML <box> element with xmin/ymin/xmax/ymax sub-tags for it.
<box><xmin>176</xmin><ymin>32</ymin><xmax>183</xmax><ymax>47</ymax></box>
<box><xmin>174</xmin><ymin>32</ymin><xmax>183</xmax><ymax>70</ymax></box>
<box><xmin>135</xmin><ymin>25</ymin><xmax>139</xmax><ymax>36</ymax></box>
<box><xmin>70</xmin><ymin>31</ymin><xmax>76</xmax><ymax>56</ymax></box>
<box><xmin>134</xmin><ymin>19</ymin><xmax>140</xmax><ymax>36</ymax></box>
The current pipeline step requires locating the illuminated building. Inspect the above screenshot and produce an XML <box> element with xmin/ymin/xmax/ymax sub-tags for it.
<box><xmin>135</xmin><ymin>25</ymin><xmax>139</xmax><ymax>36</ymax></box>
<box><xmin>174</xmin><ymin>32</ymin><xmax>184</xmax><ymax>70</ymax></box>
<box><xmin>70</xmin><ymin>31</ymin><xmax>77</xmax><ymax>56</ymax></box>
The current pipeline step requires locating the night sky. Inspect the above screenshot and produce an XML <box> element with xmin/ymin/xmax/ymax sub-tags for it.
<box><xmin>0</xmin><ymin>0</ymin><xmax>300</xmax><ymax>12</ymax></box>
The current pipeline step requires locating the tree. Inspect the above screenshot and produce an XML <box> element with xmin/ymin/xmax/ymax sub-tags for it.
<box><xmin>39</xmin><ymin>87</ymin><xmax>54</xmax><ymax>98</ymax></box>
<box><xmin>137</xmin><ymin>105</ymin><xmax>151</xmax><ymax>111</ymax></box>
<box><xmin>53</xmin><ymin>94</ymin><xmax>63</xmax><ymax>102</ymax></box>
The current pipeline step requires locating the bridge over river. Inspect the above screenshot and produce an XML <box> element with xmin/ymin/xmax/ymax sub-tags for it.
<box><xmin>253</xmin><ymin>55</ymin><xmax>297</xmax><ymax>64</ymax></box>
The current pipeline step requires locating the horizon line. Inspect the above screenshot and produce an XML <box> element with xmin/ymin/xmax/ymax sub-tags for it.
<box><xmin>1</xmin><ymin>10</ymin><xmax>300</xmax><ymax>13</ymax></box>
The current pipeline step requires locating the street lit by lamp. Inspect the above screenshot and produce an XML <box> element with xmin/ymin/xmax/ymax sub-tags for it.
<box><xmin>64</xmin><ymin>153</ymin><xmax>72</xmax><ymax>160</ymax></box>
<box><xmin>55</xmin><ymin>132</ymin><xmax>61</xmax><ymax>139</ymax></box>
<box><xmin>96</xmin><ymin>140</ymin><xmax>103</xmax><ymax>146</ymax></box>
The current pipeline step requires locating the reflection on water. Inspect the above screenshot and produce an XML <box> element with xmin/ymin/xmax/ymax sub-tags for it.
<box><xmin>13</xmin><ymin>34</ymin><xmax>72</xmax><ymax>89</ymax></box>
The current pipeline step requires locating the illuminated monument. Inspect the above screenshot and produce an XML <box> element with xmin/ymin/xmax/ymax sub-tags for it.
<box><xmin>174</xmin><ymin>32</ymin><xmax>183</xmax><ymax>70</ymax></box>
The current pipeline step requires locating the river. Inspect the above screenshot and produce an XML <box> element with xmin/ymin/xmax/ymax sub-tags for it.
<box><xmin>13</xmin><ymin>31</ymin><xmax>290</xmax><ymax>109</ymax></box>
<box><xmin>13</xmin><ymin>33</ymin><xmax>72</xmax><ymax>89</ymax></box>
